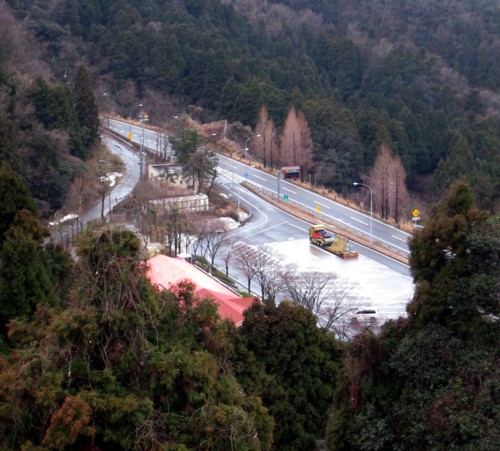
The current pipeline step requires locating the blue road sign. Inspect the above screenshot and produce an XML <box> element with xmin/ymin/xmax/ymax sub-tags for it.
<box><xmin>244</xmin><ymin>171</ymin><xmax>249</xmax><ymax>178</ymax></box>
<box><xmin>283</xmin><ymin>194</ymin><xmax>289</xmax><ymax>202</ymax></box>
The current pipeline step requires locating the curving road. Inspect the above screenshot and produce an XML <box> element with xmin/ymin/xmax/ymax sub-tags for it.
<box><xmin>80</xmin><ymin>135</ymin><xmax>140</xmax><ymax>226</ymax></box>
<box><xmin>106</xmin><ymin>118</ymin><xmax>412</xmax><ymax>256</ymax></box>
<box><xmin>105</xmin><ymin>119</ymin><xmax>414</xmax><ymax>320</ymax></box>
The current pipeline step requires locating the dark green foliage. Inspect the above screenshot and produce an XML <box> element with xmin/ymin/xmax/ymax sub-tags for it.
<box><xmin>72</xmin><ymin>65</ymin><xmax>100</xmax><ymax>150</ymax></box>
<box><xmin>25</xmin><ymin>133</ymin><xmax>79</xmax><ymax>210</ymax></box>
<box><xmin>233</xmin><ymin>301</ymin><xmax>340</xmax><ymax>450</ymax></box>
<box><xmin>0</xmin><ymin>228</ymin><xmax>273</xmax><ymax>449</ymax></box>
<box><xmin>0</xmin><ymin>210</ymin><xmax>53</xmax><ymax>333</ymax></box>
<box><xmin>29</xmin><ymin>77</ymin><xmax>86</xmax><ymax>158</ymax></box>
<box><xmin>408</xmin><ymin>181</ymin><xmax>491</xmax><ymax>330</ymax></box>
<box><xmin>0</xmin><ymin>113</ymin><xmax>23</xmax><ymax>174</ymax></box>
<box><xmin>5</xmin><ymin>0</ymin><xmax>500</xmax><ymax>210</ymax></box>
<box><xmin>327</xmin><ymin>181</ymin><xmax>499</xmax><ymax>450</ymax></box>
<box><xmin>0</xmin><ymin>162</ymin><xmax>37</xmax><ymax>243</ymax></box>
<box><xmin>171</xmin><ymin>128</ymin><xmax>205</xmax><ymax>165</ymax></box>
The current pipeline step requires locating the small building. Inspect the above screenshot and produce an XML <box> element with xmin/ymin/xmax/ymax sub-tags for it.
<box><xmin>147</xmin><ymin>254</ymin><xmax>257</xmax><ymax>326</ymax></box>
<box><xmin>280</xmin><ymin>165</ymin><xmax>301</xmax><ymax>179</ymax></box>
<box><xmin>149</xmin><ymin>193</ymin><xmax>209</xmax><ymax>214</ymax></box>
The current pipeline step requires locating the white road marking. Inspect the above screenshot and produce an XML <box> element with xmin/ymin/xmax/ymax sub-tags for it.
<box><xmin>283</xmin><ymin>187</ymin><xmax>297</xmax><ymax>194</ymax></box>
<box><xmin>315</xmin><ymin>201</ymin><xmax>331</xmax><ymax>209</ymax></box>
<box><xmin>288</xmin><ymin>222</ymin><xmax>307</xmax><ymax>232</ymax></box>
<box><xmin>392</xmin><ymin>235</ymin><xmax>409</xmax><ymax>243</ymax></box>
<box><xmin>351</xmin><ymin>216</ymin><xmax>368</xmax><ymax>226</ymax></box>
<box><xmin>225</xmin><ymin>163</ymin><xmax>239</xmax><ymax>170</ymax></box>
<box><xmin>253</xmin><ymin>174</ymin><xmax>266</xmax><ymax>181</ymax></box>
<box><xmin>242</xmin><ymin>221</ymin><xmax>288</xmax><ymax>240</ymax></box>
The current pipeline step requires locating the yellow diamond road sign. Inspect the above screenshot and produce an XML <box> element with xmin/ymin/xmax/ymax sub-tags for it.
<box><xmin>316</xmin><ymin>205</ymin><xmax>321</xmax><ymax>212</ymax></box>
<box><xmin>412</xmin><ymin>208</ymin><xmax>420</xmax><ymax>217</ymax></box>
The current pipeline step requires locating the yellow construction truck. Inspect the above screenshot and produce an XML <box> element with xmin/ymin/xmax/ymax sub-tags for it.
<box><xmin>309</xmin><ymin>225</ymin><xmax>359</xmax><ymax>259</ymax></box>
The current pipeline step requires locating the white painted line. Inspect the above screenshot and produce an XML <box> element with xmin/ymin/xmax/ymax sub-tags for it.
<box><xmin>253</xmin><ymin>174</ymin><xmax>266</xmax><ymax>181</ymax></box>
<box><xmin>392</xmin><ymin>235</ymin><xmax>409</xmax><ymax>243</ymax></box>
<box><xmin>225</xmin><ymin>163</ymin><xmax>239</xmax><ymax>170</ymax></box>
<box><xmin>315</xmin><ymin>201</ymin><xmax>331</xmax><ymax>209</ymax></box>
<box><xmin>242</xmin><ymin>221</ymin><xmax>288</xmax><ymax>240</ymax></box>
<box><xmin>283</xmin><ymin>187</ymin><xmax>297</xmax><ymax>194</ymax></box>
<box><xmin>286</xmin><ymin>196</ymin><xmax>410</xmax><ymax>254</ymax></box>
<box><xmin>351</xmin><ymin>216</ymin><xmax>368</xmax><ymax>226</ymax></box>
<box><xmin>288</xmin><ymin>222</ymin><xmax>308</xmax><ymax>232</ymax></box>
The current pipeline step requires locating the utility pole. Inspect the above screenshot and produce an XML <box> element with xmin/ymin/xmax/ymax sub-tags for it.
<box><xmin>277</xmin><ymin>169</ymin><xmax>281</xmax><ymax>202</ymax></box>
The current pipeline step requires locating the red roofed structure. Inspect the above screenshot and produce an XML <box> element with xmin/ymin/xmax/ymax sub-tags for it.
<box><xmin>147</xmin><ymin>254</ymin><xmax>257</xmax><ymax>326</ymax></box>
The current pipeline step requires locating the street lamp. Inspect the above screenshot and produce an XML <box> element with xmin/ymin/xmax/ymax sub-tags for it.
<box><xmin>244</xmin><ymin>134</ymin><xmax>261</xmax><ymax>161</ymax></box>
<box><xmin>140</xmin><ymin>105</ymin><xmax>146</xmax><ymax>179</ymax></box>
<box><xmin>353</xmin><ymin>182</ymin><xmax>373</xmax><ymax>244</ymax></box>
<box><xmin>100</xmin><ymin>92</ymin><xmax>110</xmax><ymax>129</ymax></box>
<box><xmin>128</xmin><ymin>103</ymin><xmax>143</xmax><ymax>137</ymax></box>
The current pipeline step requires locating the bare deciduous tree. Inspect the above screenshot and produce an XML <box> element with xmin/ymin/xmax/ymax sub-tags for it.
<box><xmin>202</xmin><ymin>228</ymin><xmax>235</xmax><ymax>270</ymax></box>
<box><xmin>297</xmin><ymin>109</ymin><xmax>314</xmax><ymax>176</ymax></box>
<box><xmin>283</xmin><ymin>270</ymin><xmax>359</xmax><ymax>337</ymax></box>
<box><xmin>389</xmin><ymin>154</ymin><xmax>409</xmax><ymax>225</ymax></box>
<box><xmin>255</xmin><ymin>106</ymin><xmax>279</xmax><ymax>169</ymax></box>
<box><xmin>366</xmin><ymin>144</ymin><xmax>409</xmax><ymax>222</ymax></box>
<box><xmin>234</xmin><ymin>243</ymin><xmax>260</xmax><ymax>294</ymax></box>
<box><xmin>280</xmin><ymin>107</ymin><xmax>314</xmax><ymax>178</ymax></box>
<box><xmin>247</xmin><ymin>244</ymin><xmax>297</xmax><ymax>304</ymax></box>
<box><xmin>65</xmin><ymin>174</ymin><xmax>93</xmax><ymax>221</ymax></box>
<box><xmin>280</xmin><ymin>106</ymin><xmax>301</xmax><ymax>166</ymax></box>
<box><xmin>221</xmin><ymin>239</ymin><xmax>238</xmax><ymax>277</ymax></box>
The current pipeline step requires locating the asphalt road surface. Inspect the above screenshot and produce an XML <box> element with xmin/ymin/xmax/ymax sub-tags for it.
<box><xmin>106</xmin><ymin>118</ymin><xmax>415</xmax><ymax>321</ymax></box>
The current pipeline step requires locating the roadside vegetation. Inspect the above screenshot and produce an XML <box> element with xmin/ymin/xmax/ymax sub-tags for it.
<box><xmin>0</xmin><ymin>1</ymin><xmax>498</xmax><ymax>449</ymax></box>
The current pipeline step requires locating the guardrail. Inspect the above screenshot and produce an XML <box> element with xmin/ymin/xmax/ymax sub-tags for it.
<box><xmin>232</xmin><ymin>173</ymin><xmax>410</xmax><ymax>260</ymax></box>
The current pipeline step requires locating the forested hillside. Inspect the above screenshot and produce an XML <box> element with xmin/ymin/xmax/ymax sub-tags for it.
<box><xmin>0</xmin><ymin>2</ymin><xmax>498</xmax><ymax>449</ymax></box>
<box><xmin>3</xmin><ymin>0</ymin><xmax>499</xmax><ymax>215</ymax></box>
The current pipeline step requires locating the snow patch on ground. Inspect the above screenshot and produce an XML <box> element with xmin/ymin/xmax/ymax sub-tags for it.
<box><xmin>100</xmin><ymin>172</ymin><xmax>123</xmax><ymax>187</ymax></box>
<box><xmin>267</xmin><ymin>238</ymin><xmax>414</xmax><ymax>321</ymax></box>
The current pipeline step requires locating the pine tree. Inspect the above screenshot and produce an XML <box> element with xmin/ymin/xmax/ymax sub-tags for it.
<box><xmin>72</xmin><ymin>65</ymin><xmax>100</xmax><ymax>150</ymax></box>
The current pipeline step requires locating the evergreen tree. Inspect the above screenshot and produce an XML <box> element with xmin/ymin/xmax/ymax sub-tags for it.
<box><xmin>0</xmin><ymin>113</ymin><xmax>23</xmax><ymax>174</ymax></box>
<box><xmin>408</xmin><ymin>180</ymin><xmax>491</xmax><ymax>331</ymax></box>
<box><xmin>327</xmin><ymin>181</ymin><xmax>499</xmax><ymax>450</ymax></box>
<box><xmin>72</xmin><ymin>65</ymin><xmax>100</xmax><ymax>150</ymax></box>
<box><xmin>0</xmin><ymin>209</ymin><xmax>53</xmax><ymax>333</ymax></box>
<box><xmin>0</xmin><ymin>162</ymin><xmax>37</xmax><ymax>244</ymax></box>
<box><xmin>0</xmin><ymin>228</ymin><xmax>273</xmax><ymax>449</ymax></box>
<box><xmin>29</xmin><ymin>77</ymin><xmax>86</xmax><ymax>158</ymax></box>
<box><xmin>234</xmin><ymin>301</ymin><xmax>340</xmax><ymax>451</ymax></box>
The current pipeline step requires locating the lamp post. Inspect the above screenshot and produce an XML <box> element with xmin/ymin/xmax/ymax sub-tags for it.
<box><xmin>100</xmin><ymin>92</ymin><xmax>110</xmax><ymax>129</ymax></box>
<box><xmin>244</xmin><ymin>134</ymin><xmax>261</xmax><ymax>161</ymax></box>
<box><xmin>128</xmin><ymin>103</ymin><xmax>143</xmax><ymax>138</ymax></box>
<box><xmin>353</xmin><ymin>182</ymin><xmax>373</xmax><ymax>244</ymax></box>
<box><xmin>140</xmin><ymin>106</ymin><xmax>146</xmax><ymax>179</ymax></box>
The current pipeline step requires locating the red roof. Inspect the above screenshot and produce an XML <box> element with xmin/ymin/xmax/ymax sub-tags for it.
<box><xmin>147</xmin><ymin>255</ymin><xmax>256</xmax><ymax>326</ymax></box>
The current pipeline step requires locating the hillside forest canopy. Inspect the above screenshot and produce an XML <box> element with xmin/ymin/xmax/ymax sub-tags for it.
<box><xmin>0</xmin><ymin>0</ymin><xmax>498</xmax><ymax>218</ymax></box>
<box><xmin>0</xmin><ymin>1</ymin><xmax>498</xmax><ymax>447</ymax></box>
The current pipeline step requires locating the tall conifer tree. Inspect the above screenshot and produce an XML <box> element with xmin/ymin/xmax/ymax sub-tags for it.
<box><xmin>72</xmin><ymin>65</ymin><xmax>99</xmax><ymax>150</ymax></box>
